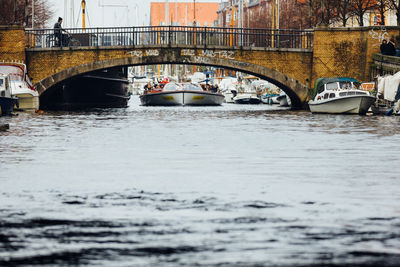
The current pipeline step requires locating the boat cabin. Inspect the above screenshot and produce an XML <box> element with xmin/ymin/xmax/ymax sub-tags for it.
<box><xmin>312</xmin><ymin>78</ymin><xmax>370</xmax><ymax>101</ymax></box>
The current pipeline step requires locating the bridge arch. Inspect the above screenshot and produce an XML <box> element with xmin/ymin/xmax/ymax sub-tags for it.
<box><xmin>35</xmin><ymin>49</ymin><xmax>310</xmax><ymax>108</ymax></box>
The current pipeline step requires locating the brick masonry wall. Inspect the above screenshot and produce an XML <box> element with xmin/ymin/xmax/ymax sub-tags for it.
<box><xmin>26</xmin><ymin>48</ymin><xmax>312</xmax><ymax>88</ymax></box>
<box><xmin>0</xmin><ymin>26</ymin><xmax>26</xmax><ymax>63</ymax></box>
<box><xmin>312</xmin><ymin>26</ymin><xmax>400</xmax><ymax>85</ymax></box>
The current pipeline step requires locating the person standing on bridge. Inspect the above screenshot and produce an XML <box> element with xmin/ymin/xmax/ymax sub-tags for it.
<box><xmin>54</xmin><ymin>17</ymin><xmax>68</xmax><ymax>47</ymax></box>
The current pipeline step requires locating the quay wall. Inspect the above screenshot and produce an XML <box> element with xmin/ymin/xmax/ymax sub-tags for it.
<box><xmin>0</xmin><ymin>26</ymin><xmax>26</xmax><ymax>63</ymax></box>
<box><xmin>312</xmin><ymin>26</ymin><xmax>400</xmax><ymax>84</ymax></box>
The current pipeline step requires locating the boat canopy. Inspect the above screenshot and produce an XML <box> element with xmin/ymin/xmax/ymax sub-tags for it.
<box><xmin>183</xmin><ymin>83</ymin><xmax>203</xmax><ymax>91</ymax></box>
<box><xmin>163</xmin><ymin>83</ymin><xmax>182</xmax><ymax>92</ymax></box>
<box><xmin>312</xmin><ymin>77</ymin><xmax>359</xmax><ymax>99</ymax></box>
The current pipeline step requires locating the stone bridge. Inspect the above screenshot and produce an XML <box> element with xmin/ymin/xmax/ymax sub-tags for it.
<box><xmin>1</xmin><ymin>25</ymin><xmax>397</xmax><ymax>107</ymax></box>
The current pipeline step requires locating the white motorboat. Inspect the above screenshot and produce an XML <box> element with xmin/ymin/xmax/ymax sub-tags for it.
<box><xmin>217</xmin><ymin>77</ymin><xmax>238</xmax><ymax>103</ymax></box>
<box><xmin>308</xmin><ymin>77</ymin><xmax>376</xmax><ymax>115</ymax></box>
<box><xmin>140</xmin><ymin>83</ymin><xmax>224</xmax><ymax>106</ymax></box>
<box><xmin>0</xmin><ymin>74</ymin><xmax>18</xmax><ymax>115</ymax></box>
<box><xmin>0</xmin><ymin>62</ymin><xmax>39</xmax><ymax>111</ymax></box>
<box><xmin>232</xmin><ymin>79</ymin><xmax>261</xmax><ymax>104</ymax></box>
<box><xmin>233</xmin><ymin>93</ymin><xmax>261</xmax><ymax>104</ymax></box>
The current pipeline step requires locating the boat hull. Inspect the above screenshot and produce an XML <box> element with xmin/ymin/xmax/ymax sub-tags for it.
<box><xmin>13</xmin><ymin>93</ymin><xmax>39</xmax><ymax>111</ymax></box>
<box><xmin>0</xmin><ymin>96</ymin><xmax>17</xmax><ymax>115</ymax></box>
<box><xmin>10</xmin><ymin>81</ymin><xmax>40</xmax><ymax>111</ymax></box>
<box><xmin>140</xmin><ymin>91</ymin><xmax>224</xmax><ymax>106</ymax></box>
<box><xmin>309</xmin><ymin>95</ymin><xmax>376</xmax><ymax>115</ymax></box>
<box><xmin>233</xmin><ymin>95</ymin><xmax>261</xmax><ymax>104</ymax></box>
<box><xmin>140</xmin><ymin>91</ymin><xmax>183</xmax><ymax>106</ymax></box>
<box><xmin>183</xmin><ymin>91</ymin><xmax>224</xmax><ymax>106</ymax></box>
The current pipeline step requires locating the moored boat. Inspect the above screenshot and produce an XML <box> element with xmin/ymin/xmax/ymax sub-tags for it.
<box><xmin>0</xmin><ymin>74</ymin><xmax>18</xmax><ymax>115</ymax></box>
<box><xmin>308</xmin><ymin>77</ymin><xmax>376</xmax><ymax>115</ymax></box>
<box><xmin>0</xmin><ymin>62</ymin><xmax>39</xmax><ymax>111</ymax></box>
<box><xmin>140</xmin><ymin>83</ymin><xmax>224</xmax><ymax>106</ymax></box>
<box><xmin>233</xmin><ymin>93</ymin><xmax>261</xmax><ymax>104</ymax></box>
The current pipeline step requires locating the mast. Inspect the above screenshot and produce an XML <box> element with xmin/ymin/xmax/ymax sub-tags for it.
<box><xmin>82</xmin><ymin>0</ymin><xmax>86</xmax><ymax>30</ymax></box>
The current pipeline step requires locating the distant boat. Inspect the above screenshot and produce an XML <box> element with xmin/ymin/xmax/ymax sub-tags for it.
<box><xmin>216</xmin><ymin>77</ymin><xmax>237</xmax><ymax>103</ymax></box>
<box><xmin>233</xmin><ymin>93</ymin><xmax>261</xmax><ymax>104</ymax></box>
<box><xmin>308</xmin><ymin>77</ymin><xmax>375</xmax><ymax>115</ymax></box>
<box><xmin>0</xmin><ymin>74</ymin><xmax>18</xmax><ymax>115</ymax></box>
<box><xmin>232</xmin><ymin>77</ymin><xmax>262</xmax><ymax>104</ymax></box>
<box><xmin>140</xmin><ymin>83</ymin><xmax>224</xmax><ymax>106</ymax></box>
<box><xmin>276</xmin><ymin>91</ymin><xmax>291</xmax><ymax>107</ymax></box>
<box><xmin>0</xmin><ymin>62</ymin><xmax>39</xmax><ymax>111</ymax></box>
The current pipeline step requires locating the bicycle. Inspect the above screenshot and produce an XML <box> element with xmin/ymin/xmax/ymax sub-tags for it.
<box><xmin>61</xmin><ymin>33</ymin><xmax>81</xmax><ymax>47</ymax></box>
<box><xmin>50</xmin><ymin>33</ymin><xmax>81</xmax><ymax>47</ymax></box>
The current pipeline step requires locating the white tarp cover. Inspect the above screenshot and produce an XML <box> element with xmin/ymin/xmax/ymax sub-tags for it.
<box><xmin>190</xmin><ymin>72</ymin><xmax>206</xmax><ymax>83</ymax></box>
<box><xmin>378</xmin><ymin>72</ymin><xmax>400</xmax><ymax>101</ymax></box>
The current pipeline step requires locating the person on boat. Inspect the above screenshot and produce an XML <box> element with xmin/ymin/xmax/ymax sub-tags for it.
<box><xmin>144</xmin><ymin>82</ymin><xmax>152</xmax><ymax>91</ymax></box>
<box><xmin>54</xmin><ymin>17</ymin><xmax>68</xmax><ymax>47</ymax></box>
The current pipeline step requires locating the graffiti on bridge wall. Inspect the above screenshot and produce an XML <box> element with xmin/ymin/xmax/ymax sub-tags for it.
<box><xmin>127</xmin><ymin>49</ymin><xmax>236</xmax><ymax>60</ymax></box>
<box><xmin>369</xmin><ymin>27</ymin><xmax>389</xmax><ymax>47</ymax></box>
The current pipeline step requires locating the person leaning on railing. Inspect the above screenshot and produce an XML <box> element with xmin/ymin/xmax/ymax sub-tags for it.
<box><xmin>380</xmin><ymin>38</ymin><xmax>397</xmax><ymax>56</ymax></box>
<box><xmin>53</xmin><ymin>17</ymin><xmax>68</xmax><ymax>47</ymax></box>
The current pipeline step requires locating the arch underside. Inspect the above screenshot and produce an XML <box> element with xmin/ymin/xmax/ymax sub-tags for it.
<box><xmin>35</xmin><ymin>53</ymin><xmax>310</xmax><ymax>108</ymax></box>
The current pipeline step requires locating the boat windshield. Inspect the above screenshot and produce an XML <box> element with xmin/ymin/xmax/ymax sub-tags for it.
<box><xmin>325</xmin><ymin>82</ymin><xmax>339</xmax><ymax>90</ymax></box>
<box><xmin>325</xmin><ymin>81</ymin><xmax>361</xmax><ymax>91</ymax></box>
<box><xmin>183</xmin><ymin>83</ymin><xmax>203</xmax><ymax>91</ymax></box>
<box><xmin>163</xmin><ymin>83</ymin><xmax>182</xmax><ymax>92</ymax></box>
<box><xmin>339</xmin><ymin>81</ymin><xmax>361</xmax><ymax>89</ymax></box>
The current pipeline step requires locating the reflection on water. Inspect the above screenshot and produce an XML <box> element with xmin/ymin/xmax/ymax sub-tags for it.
<box><xmin>1</xmin><ymin>96</ymin><xmax>400</xmax><ymax>266</ymax></box>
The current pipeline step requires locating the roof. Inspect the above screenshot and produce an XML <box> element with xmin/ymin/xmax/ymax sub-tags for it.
<box><xmin>312</xmin><ymin>77</ymin><xmax>359</xmax><ymax>99</ymax></box>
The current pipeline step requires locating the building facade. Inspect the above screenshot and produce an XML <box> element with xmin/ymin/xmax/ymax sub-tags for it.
<box><xmin>150</xmin><ymin>2</ymin><xmax>219</xmax><ymax>27</ymax></box>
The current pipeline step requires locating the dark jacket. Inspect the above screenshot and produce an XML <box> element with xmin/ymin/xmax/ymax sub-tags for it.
<box><xmin>387</xmin><ymin>42</ymin><xmax>397</xmax><ymax>56</ymax></box>
<box><xmin>54</xmin><ymin>22</ymin><xmax>62</xmax><ymax>35</ymax></box>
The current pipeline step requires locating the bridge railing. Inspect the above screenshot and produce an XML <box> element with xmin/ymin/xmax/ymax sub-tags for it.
<box><xmin>25</xmin><ymin>26</ymin><xmax>314</xmax><ymax>50</ymax></box>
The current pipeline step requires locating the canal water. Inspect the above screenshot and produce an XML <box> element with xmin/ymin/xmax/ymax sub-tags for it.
<box><xmin>1</xmin><ymin>96</ymin><xmax>400</xmax><ymax>266</ymax></box>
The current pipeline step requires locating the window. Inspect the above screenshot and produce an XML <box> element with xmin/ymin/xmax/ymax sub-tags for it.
<box><xmin>326</xmin><ymin>82</ymin><xmax>338</xmax><ymax>90</ymax></box>
<box><xmin>329</xmin><ymin>93</ymin><xmax>335</xmax><ymax>98</ymax></box>
<box><xmin>324</xmin><ymin>93</ymin><xmax>329</xmax><ymax>99</ymax></box>
<box><xmin>339</xmin><ymin>81</ymin><xmax>352</xmax><ymax>90</ymax></box>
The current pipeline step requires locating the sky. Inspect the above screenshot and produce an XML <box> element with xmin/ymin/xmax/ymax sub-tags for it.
<box><xmin>47</xmin><ymin>0</ymin><xmax>222</xmax><ymax>28</ymax></box>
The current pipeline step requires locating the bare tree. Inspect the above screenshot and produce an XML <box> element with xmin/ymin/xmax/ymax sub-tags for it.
<box><xmin>334</xmin><ymin>0</ymin><xmax>353</xmax><ymax>26</ymax></box>
<box><xmin>377</xmin><ymin>0</ymin><xmax>390</xmax><ymax>25</ymax></box>
<box><xmin>351</xmin><ymin>0</ymin><xmax>377</xmax><ymax>26</ymax></box>
<box><xmin>0</xmin><ymin>0</ymin><xmax>53</xmax><ymax>28</ymax></box>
